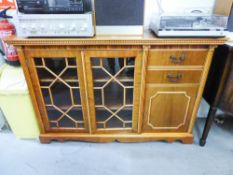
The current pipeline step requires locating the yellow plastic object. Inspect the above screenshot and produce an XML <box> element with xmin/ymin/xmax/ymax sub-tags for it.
<box><xmin>0</xmin><ymin>65</ymin><xmax>40</xmax><ymax>139</ymax></box>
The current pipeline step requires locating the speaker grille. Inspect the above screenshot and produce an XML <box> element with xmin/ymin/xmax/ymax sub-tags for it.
<box><xmin>95</xmin><ymin>0</ymin><xmax>144</xmax><ymax>26</ymax></box>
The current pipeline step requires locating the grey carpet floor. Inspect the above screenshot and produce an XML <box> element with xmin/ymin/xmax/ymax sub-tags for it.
<box><xmin>0</xmin><ymin>118</ymin><xmax>233</xmax><ymax>175</ymax></box>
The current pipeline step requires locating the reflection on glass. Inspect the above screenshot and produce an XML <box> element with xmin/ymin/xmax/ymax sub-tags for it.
<box><xmin>91</xmin><ymin>57</ymin><xmax>135</xmax><ymax>129</ymax></box>
<box><xmin>34</xmin><ymin>57</ymin><xmax>84</xmax><ymax>129</ymax></box>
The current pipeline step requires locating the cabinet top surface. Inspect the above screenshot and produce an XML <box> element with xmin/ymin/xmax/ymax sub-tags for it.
<box><xmin>4</xmin><ymin>31</ymin><xmax>228</xmax><ymax>46</ymax></box>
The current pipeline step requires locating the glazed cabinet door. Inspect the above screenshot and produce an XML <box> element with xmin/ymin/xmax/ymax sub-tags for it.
<box><xmin>143</xmin><ymin>86</ymin><xmax>198</xmax><ymax>132</ymax></box>
<box><xmin>25</xmin><ymin>48</ymin><xmax>89</xmax><ymax>133</ymax></box>
<box><xmin>84</xmin><ymin>50</ymin><xmax>142</xmax><ymax>133</ymax></box>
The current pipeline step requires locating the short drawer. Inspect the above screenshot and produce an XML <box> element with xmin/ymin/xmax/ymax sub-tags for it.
<box><xmin>148</xmin><ymin>51</ymin><xmax>208</xmax><ymax>66</ymax></box>
<box><xmin>147</xmin><ymin>70</ymin><xmax>203</xmax><ymax>84</ymax></box>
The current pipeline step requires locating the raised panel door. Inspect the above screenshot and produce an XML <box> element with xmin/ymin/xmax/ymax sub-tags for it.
<box><xmin>143</xmin><ymin>86</ymin><xmax>198</xmax><ymax>132</ymax></box>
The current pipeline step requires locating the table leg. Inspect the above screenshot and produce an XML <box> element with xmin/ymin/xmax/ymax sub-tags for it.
<box><xmin>200</xmin><ymin>107</ymin><xmax>217</xmax><ymax>146</ymax></box>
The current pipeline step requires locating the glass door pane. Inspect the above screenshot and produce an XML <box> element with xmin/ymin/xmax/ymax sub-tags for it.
<box><xmin>34</xmin><ymin>57</ymin><xmax>85</xmax><ymax>129</ymax></box>
<box><xmin>91</xmin><ymin>57</ymin><xmax>135</xmax><ymax>129</ymax></box>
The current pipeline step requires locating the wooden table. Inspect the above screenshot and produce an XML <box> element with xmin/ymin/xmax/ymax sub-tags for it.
<box><xmin>200</xmin><ymin>43</ymin><xmax>233</xmax><ymax>146</ymax></box>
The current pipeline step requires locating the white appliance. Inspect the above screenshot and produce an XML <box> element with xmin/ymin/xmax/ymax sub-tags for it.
<box><xmin>14</xmin><ymin>13</ymin><xmax>95</xmax><ymax>37</ymax></box>
<box><xmin>150</xmin><ymin>13</ymin><xmax>229</xmax><ymax>37</ymax></box>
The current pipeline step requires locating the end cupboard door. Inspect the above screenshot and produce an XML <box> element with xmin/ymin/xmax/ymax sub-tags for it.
<box><xmin>143</xmin><ymin>86</ymin><xmax>198</xmax><ymax>133</ymax></box>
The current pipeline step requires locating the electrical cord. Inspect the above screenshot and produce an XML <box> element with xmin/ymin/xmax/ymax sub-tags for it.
<box><xmin>0</xmin><ymin>49</ymin><xmax>4</xmax><ymax>56</ymax></box>
<box><xmin>156</xmin><ymin>0</ymin><xmax>164</xmax><ymax>14</ymax></box>
<box><xmin>0</xmin><ymin>42</ymin><xmax>5</xmax><ymax>56</ymax></box>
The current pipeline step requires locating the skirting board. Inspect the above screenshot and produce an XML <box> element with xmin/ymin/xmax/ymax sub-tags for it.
<box><xmin>40</xmin><ymin>133</ymin><xmax>194</xmax><ymax>144</ymax></box>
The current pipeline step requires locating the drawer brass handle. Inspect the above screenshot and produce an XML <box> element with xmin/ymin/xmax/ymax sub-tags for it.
<box><xmin>167</xmin><ymin>73</ymin><xmax>183</xmax><ymax>82</ymax></box>
<box><xmin>169</xmin><ymin>54</ymin><xmax>186</xmax><ymax>64</ymax></box>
